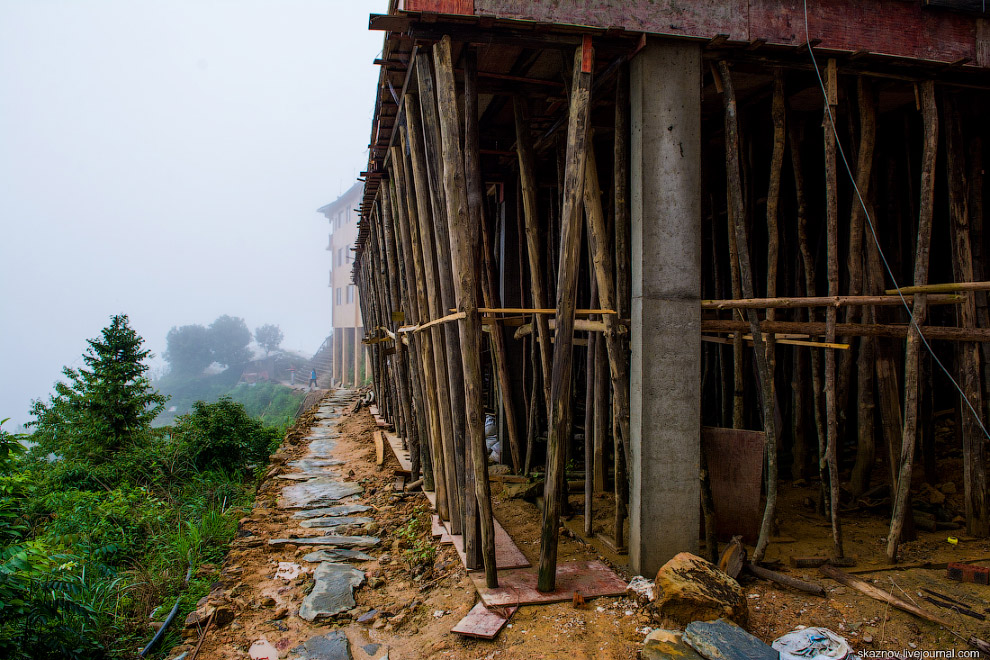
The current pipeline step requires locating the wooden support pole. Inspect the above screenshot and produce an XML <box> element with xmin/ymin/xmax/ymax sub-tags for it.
<box><xmin>388</xmin><ymin>155</ymin><xmax>426</xmax><ymax>483</ymax></box>
<box><xmin>613</xmin><ymin>61</ymin><xmax>631</xmax><ymax>550</ymax></box>
<box><xmin>823</xmin><ymin>58</ymin><xmax>844</xmax><ymax>559</ymax></box>
<box><xmin>582</xmin><ymin>135</ymin><xmax>631</xmax><ymax>550</ymax></box>
<box><xmin>465</xmin><ymin>47</ymin><xmax>524</xmax><ymax>475</ymax></box>
<box><xmin>789</xmin><ymin>114</ymin><xmax>827</xmax><ymax>504</ymax></box>
<box><xmin>718</xmin><ymin>60</ymin><xmax>781</xmax><ymax>563</ymax></box>
<box><xmin>514</xmin><ymin>97</ymin><xmax>554</xmax><ymax>413</ymax></box>
<box><xmin>765</xmin><ymin>68</ymin><xmax>785</xmax><ymax>397</ymax></box>
<box><xmin>433</xmin><ymin>35</ymin><xmax>498</xmax><ymax>588</ymax></box>
<box><xmin>702</xmin><ymin>319</ymin><xmax>990</xmax><ymax>343</ymax></box>
<box><xmin>380</xmin><ymin>180</ymin><xmax>417</xmax><ymax>476</ymax></box>
<box><xmin>406</xmin><ymin>92</ymin><xmax>456</xmax><ymax>525</ymax></box>
<box><xmin>584</xmin><ymin>284</ymin><xmax>598</xmax><ymax>534</ymax></box>
<box><xmin>944</xmin><ymin>91</ymin><xmax>989</xmax><ymax>538</ymax></box>
<box><xmin>888</xmin><ymin>80</ymin><xmax>937</xmax><ymax>562</ymax></box>
<box><xmin>400</xmin><ymin>118</ymin><xmax>450</xmax><ymax>502</ymax></box>
<box><xmin>417</xmin><ymin>53</ymin><xmax>468</xmax><ymax>536</ymax></box>
<box><xmin>703</xmin><ymin>294</ymin><xmax>961</xmax><ymax>309</ymax></box>
<box><xmin>538</xmin><ymin>38</ymin><xmax>594</xmax><ymax>593</ymax></box>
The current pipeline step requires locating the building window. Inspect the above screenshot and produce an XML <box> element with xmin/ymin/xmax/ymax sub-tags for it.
<box><xmin>347</xmin><ymin>285</ymin><xmax>354</xmax><ymax>303</ymax></box>
<box><xmin>336</xmin><ymin>287</ymin><xmax>342</xmax><ymax>305</ymax></box>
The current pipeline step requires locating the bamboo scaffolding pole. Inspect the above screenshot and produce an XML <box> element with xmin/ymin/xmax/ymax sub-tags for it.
<box><xmin>539</xmin><ymin>39</ymin><xmax>593</xmax><ymax>594</ymax></box>
<box><xmin>702</xmin><ymin>335</ymin><xmax>849</xmax><ymax>350</ymax></box>
<box><xmin>888</xmin><ymin>80</ymin><xmax>937</xmax><ymax>562</ymax></box>
<box><xmin>944</xmin><ymin>91</ymin><xmax>989</xmax><ymax>538</ymax></box>
<box><xmin>583</xmin><ymin>135</ymin><xmax>630</xmax><ymax>550</ymax></box>
<box><xmin>702</xmin><ymin>294</ymin><xmax>961</xmax><ymax>310</ymax></box>
<box><xmin>823</xmin><ymin>59</ymin><xmax>844</xmax><ymax>560</ymax></box>
<box><xmin>433</xmin><ymin>35</ymin><xmax>498</xmax><ymax>587</ymax></box>
<box><xmin>418</xmin><ymin>52</ymin><xmax>469</xmax><ymax>537</ymax></box>
<box><xmin>719</xmin><ymin>61</ymin><xmax>780</xmax><ymax>563</ymax></box>
<box><xmin>514</xmin><ymin>97</ymin><xmax>554</xmax><ymax>414</ymax></box>
<box><xmin>513</xmin><ymin>318</ymin><xmax>614</xmax><ymax>339</ymax></box>
<box><xmin>404</xmin><ymin>109</ymin><xmax>450</xmax><ymax>520</ymax></box>
<box><xmin>765</xmin><ymin>68</ymin><xmax>784</xmax><ymax>405</ymax></box>
<box><xmin>886</xmin><ymin>281</ymin><xmax>990</xmax><ymax>295</ymax></box>
<box><xmin>613</xmin><ymin>61</ymin><xmax>631</xmax><ymax>551</ymax></box>
<box><xmin>584</xmin><ymin>278</ymin><xmax>598</xmax><ymax>531</ymax></box>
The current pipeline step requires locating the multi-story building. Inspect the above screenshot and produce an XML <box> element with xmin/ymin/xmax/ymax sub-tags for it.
<box><xmin>318</xmin><ymin>182</ymin><xmax>366</xmax><ymax>387</ymax></box>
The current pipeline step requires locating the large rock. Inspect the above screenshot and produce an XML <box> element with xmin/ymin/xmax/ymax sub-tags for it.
<box><xmin>302</xmin><ymin>548</ymin><xmax>375</xmax><ymax>563</ymax></box>
<box><xmin>683</xmin><ymin>619</ymin><xmax>777</xmax><ymax>660</ymax></box>
<box><xmin>643</xmin><ymin>629</ymin><xmax>705</xmax><ymax>660</ymax></box>
<box><xmin>299</xmin><ymin>563</ymin><xmax>365</xmax><ymax>621</ymax></box>
<box><xmin>281</xmin><ymin>479</ymin><xmax>362</xmax><ymax>509</ymax></box>
<box><xmin>653</xmin><ymin>552</ymin><xmax>748</xmax><ymax>626</ymax></box>
<box><xmin>292</xmin><ymin>504</ymin><xmax>371</xmax><ymax>519</ymax></box>
<box><xmin>291</xmin><ymin>630</ymin><xmax>352</xmax><ymax>660</ymax></box>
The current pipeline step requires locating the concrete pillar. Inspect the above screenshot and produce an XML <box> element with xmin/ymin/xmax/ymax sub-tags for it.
<box><xmin>334</xmin><ymin>329</ymin><xmax>342</xmax><ymax>387</ymax></box>
<box><xmin>629</xmin><ymin>38</ymin><xmax>702</xmax><ymax>575</ymax></box>
<box><xmin>353</xmin><ymin>327</ymin><xmax>361</xmax><ymax>387</ymax></box>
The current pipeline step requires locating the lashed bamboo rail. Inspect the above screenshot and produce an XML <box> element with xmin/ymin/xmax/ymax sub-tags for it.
<box><xmin>886</xmin><ymin>281</ymin><xmax>990</xmax><ymax>295</ymax></box>
<box><xmin>703</xmin><ymin>294</ymin><xmax>961</xmax><ymax>310</ymax></box>
<box><xmin>539</xmin><ymin>39</ymin><xmax>593</xmax><ymax>594</ymax></box>
<box><xmin>888</xmin><ymin>80</ymin><xmax>937</xmax><ymax>562</ymax></box>
<box><xmin>433</xmin><ymin>35</ymin><xmax>498</xmax><ymax>587</ymax></box>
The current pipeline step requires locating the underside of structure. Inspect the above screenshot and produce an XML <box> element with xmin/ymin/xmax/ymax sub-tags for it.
<box><xmin>352</xmin><ymin>0</ymin><xmax>990</xmax><ymax>589</ymax></box>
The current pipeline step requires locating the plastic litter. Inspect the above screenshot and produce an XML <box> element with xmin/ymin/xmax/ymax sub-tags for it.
<box><xmin>772</xmin><ymin>627</ymin><xmax>860</xmax><ymax>660</ymax></box>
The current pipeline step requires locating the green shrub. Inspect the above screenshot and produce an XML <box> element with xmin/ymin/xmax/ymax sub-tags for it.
<box><xmin>175</xmin><ymin>397</ymin><xmax>280</xmax><ymax>472</ymax></box>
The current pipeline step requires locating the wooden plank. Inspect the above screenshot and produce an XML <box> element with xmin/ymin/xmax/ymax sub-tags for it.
<box><xmin>702</xmin><ymin>428</ymin><xmax>765</xmax><ymax>544</ymax></box>
<box><xmin>701</xmin><ymin>319</ymin><xmax>990</xmax><ymax>343</ymax></box>
<box><xmin>451</xmin><ymin>602</ymin><xmax>517</xmax><ymax>640</ymax></box>
<box><xmin>449</xmin><ymin>519</ymin><xmax>530</xmax><ymax>571</ymax></box>
<box><xmin>374</xmin><ymin>431</ymin><xmax>386</xmax><ymax>467</ymax></box>
<box><xmin>470</xmin><ymin>561</ymin><xmax>627</xmax><ymax>607</ymax></box>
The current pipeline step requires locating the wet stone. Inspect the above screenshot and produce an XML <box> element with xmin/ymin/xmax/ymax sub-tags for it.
<box><xmin>287</xmin><ymin>458</ymin><xmax>344</xmax><ymax>471</ymax></box>
<box><xmin>299</xmin><ymin>563</ymin><xmax>365</xmax><ymax>622</ymax></box>
<box><xmin>362</xmin><ymin>643</ymin><xmax>380</xmax><ymax>656</ymax></box>
<box><xmin>292</xmin><ymin>504</ymin><xmax>371</xmax><ymax>519</ymax></box>
<box><xmin>291</xmin><ymin>630</ymin><xmax>352</xmax><ymax>660</ymax></box>
<box><xmin>281</xmin><ymin>479</ymin><xmax>362</xmax><ymax>509</ymax></box>
<box><xmin>300</xmin><ymin>516</ymin><xmax>373</xmax><ymax>529</ymax></box>
<box><xmin>269</xmin><ymin>535</ymin><xmax>380</xmax><ymax>548</ymax></box>
<box><xmin>683</xmin><ymin>619</ymin><xmax>777</xmax><ymax>660</ymax></box>
<box><xmin>302</xmin><ymin>549</ymin><xmax>375</xmax><ymax>563</ymax></box>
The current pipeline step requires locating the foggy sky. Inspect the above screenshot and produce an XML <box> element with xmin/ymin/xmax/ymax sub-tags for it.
<box><xmin>0</xmin><ymin>0</ymin><xmax>388</xmax><ymax>429</ymax></box>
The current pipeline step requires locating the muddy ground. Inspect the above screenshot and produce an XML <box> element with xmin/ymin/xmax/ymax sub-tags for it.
<box><xmin>174</xmin><ymin>393</ymin><xmax>990</xmax><ymax>659</ymax></box>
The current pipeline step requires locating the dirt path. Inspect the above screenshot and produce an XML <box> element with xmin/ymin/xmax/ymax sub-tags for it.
<box><xmin>170</xmin><ymin>392</ymin><xmax>990</xmax><ymax>659</ymax></box>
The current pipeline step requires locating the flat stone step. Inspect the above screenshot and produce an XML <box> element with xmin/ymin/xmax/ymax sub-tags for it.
<box><xmin>280</xmin><ymin>480</ymin><xmax>362</xmax><ymax>509</ymax></box>
<box><xmin>292</xmin><ymin>504</ymin><xmax>371</xmax><ymax>519</ymax></box>
<box><xmin>299</xmin><ymin>516</ymin><xmax>373</xmax><ymax>529</ymax></box>
<box><xmin>683</xmin><ymin>619</ymin><xmax>778</xmax><ymax>660</ymax></box>
<box><xmin>302</xmin><ymin>548</ymin><xmax>375</xmax><ymax>563</ymax></box>
<box><xmin>268</xmin><ymin>535</ymin><xmax>380</xmax><ymax>548</ymax></box>
<box><xmin>291</xmin><ymin>630</ymin><xmax>353</xmax><ymax>659</ymax></box>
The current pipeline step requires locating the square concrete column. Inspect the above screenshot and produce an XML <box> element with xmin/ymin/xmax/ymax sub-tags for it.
<box><xmin>629</xmin><ymin>38</ymin><xmax>702</xmax><ymax>576</ymax></box>
<box><xmin>334</xmin><ymin>330</ymin><xmax>343</xmax><ymax>386</ymax></box>
<box><xmin>353</xmin><ymin>327</ymin><xmax>361</xmax><ymax>387</ymax></box>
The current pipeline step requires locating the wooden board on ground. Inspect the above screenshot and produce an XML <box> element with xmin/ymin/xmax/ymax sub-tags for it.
<box><xmin>431</xmin><ymin>515</ymin><xmax>454</xmax><ymax>543</ymax></box>
<box><xmin>451</xmin><ymin>602</ymin><xmax>518</xmax><ymax>639</ymax></box>
<box><xmin>448</xmin><ymin>517</ymin><xmax>530</xmax><ymax>570</ymax></box>
<box><xmin>368</xmin><ymin>405</ymin><xmax>379</xmax><ymax>416</ymax></box>
<box><xmin>374</xmin><ymin>431</ymin><xmax>385</xmax><ymax>467</ymax></box>
<box><xmin>470</xmin><ymin>561</ymin><xmax>627</xmax><ymax>607</ymax></box>
<box><xmin>383</xmin><ymin>431</ymin><xmax>413</xmax><ymax>472</ymax></box>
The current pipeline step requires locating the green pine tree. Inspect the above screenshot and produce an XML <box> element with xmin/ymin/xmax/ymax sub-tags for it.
<box><xmin>30</xmin><ymin>315</ymin><xmax>166</xmax><ymax>470</ymax></box>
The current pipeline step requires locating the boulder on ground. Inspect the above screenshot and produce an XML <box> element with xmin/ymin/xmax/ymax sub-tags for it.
<box><xmin>684</xmin><ymin>618</ymin><xmax>777</xmax><ymax>660</ymax></box>
<box><xmin>653</xmin><ymin>552</ymin><xmax>748</xmax><ymax>626</ymax></box>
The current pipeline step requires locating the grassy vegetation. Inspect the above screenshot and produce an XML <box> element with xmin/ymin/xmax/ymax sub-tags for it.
<box><xmin>0</xmin><ymin>316</ymin><xmax>295</xmax><ymax>658</ymax></box>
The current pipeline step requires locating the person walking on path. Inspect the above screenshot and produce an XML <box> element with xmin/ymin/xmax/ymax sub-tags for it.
<box><xmin>309</xmin><ymin>368</ymin><xmax>317</xmax><ymax>389</ymax></box>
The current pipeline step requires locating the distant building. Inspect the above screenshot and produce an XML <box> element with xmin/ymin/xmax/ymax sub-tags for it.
<box><xmin>318</xmin><ymin>182</ymin><xmax>367</xmax><ymax>387</ymax></box>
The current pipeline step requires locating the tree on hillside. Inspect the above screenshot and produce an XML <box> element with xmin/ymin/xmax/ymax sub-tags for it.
<box><xmin>254</xmin><ymin>324</ymin><xmax>284</xmax><ymax>356</ymax></box>
<box><xmin>208</xmin><ymin>315</ymin><xmax>252</xmax><ymax>367</ymax></box>
<box><xmin>164</xmin><ymin>324</ymin><xmax>213</xmax><ymax>375</ymax></box>
<box><xmin>29</xmin><ymin>314</ymin><xmax>166</xmax><ymax>467</ymax></box>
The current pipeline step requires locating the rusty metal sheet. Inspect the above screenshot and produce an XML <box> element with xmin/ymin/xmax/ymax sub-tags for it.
<box><xmin>470</xmin><ymin>560</ymin><xmax>627</xmax><ymax>607</ymax></box>
<box><xmin>702</xmin><ymin>426</ymin><xmax>765</xmax><ymax>544</ymax></box>
<box><xmin>451</xmin><ymin>602</ymin><xmax>518</xmax><ymax>639</ymax></box>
